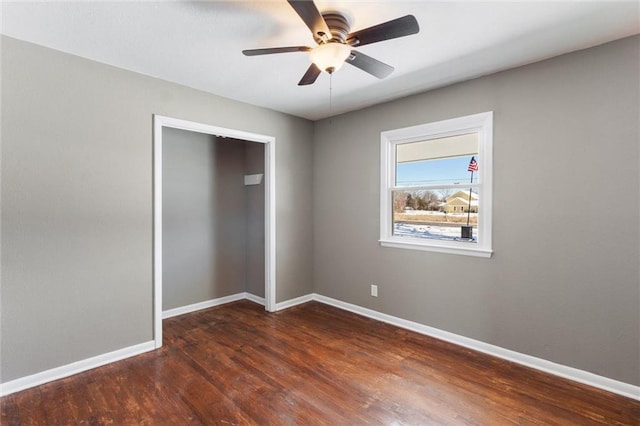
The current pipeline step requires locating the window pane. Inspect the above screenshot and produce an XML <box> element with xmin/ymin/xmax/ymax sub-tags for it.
<box><xmin>396</xmin><ymin>133</ymin><xmax>478</xmax><ymax>186</ymax></box>
<box><xmin>392</xmin><ymin>188</ymin><xmax>478</xmax><ymax>242</ymax></box>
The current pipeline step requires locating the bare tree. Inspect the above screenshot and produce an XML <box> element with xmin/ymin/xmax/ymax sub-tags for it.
<box><xmin>438</xmin><ymin>188</ymin><xmax>455</xmax><ymax>202</ymax></box>
<box><xmin>421</xmin><ymin>191</ymin><xmax>441</xmax><ymax>211</ymax></box>
<box><xmin>405</xmin><ymin>193</ymin><xmax>416</xmax><ymax>209</ymax></box>
<box><xmin>393</xmin><ymin>191</ymin><xmax>407</xmax><ymax>213</ymax></box>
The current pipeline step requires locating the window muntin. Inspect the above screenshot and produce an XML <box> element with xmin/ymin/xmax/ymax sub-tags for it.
<box><xmin>380</xmin><ymin>112</ymin><xmax>493</xmax><ymax>257</ymax></box>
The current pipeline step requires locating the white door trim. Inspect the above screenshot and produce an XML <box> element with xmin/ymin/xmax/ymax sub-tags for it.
<box><xmin>152</xmin><ymin>115</ymin><xmax>276</xmax><ymax>348</ymax></box>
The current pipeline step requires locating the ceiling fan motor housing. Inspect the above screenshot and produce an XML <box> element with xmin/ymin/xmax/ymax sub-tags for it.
<box><xmin>321</xmin><ymin>12</ymin><xmax>351</xmax><ymax>44</ymax></box>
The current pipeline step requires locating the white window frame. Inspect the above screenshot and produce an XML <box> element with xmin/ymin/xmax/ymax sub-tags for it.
<box><xmin>380</xmin><ymin>111</ymin><xmax>493</xmax><ymax>258</ymax></box>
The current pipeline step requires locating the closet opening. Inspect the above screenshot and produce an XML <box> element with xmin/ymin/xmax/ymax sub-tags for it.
<box><xmin>152</xmin><ymin>115</ymin><xmax>276</xmax><ymax>348</ymax></box>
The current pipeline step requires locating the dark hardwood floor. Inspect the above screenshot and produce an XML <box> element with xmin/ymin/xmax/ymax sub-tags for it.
<box><xmin>2</xmin><ymin>300</ymin><xmax>639</xmax><ymax>425</ymax></box>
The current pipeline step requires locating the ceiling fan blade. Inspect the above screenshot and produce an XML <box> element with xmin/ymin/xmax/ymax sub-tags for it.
<box><xmin>346</xmin><ymin>51</ymin><xmax>394</xmax><ymax>79</ymax></box>
<box><xmin>347</xmin><ymin>15</ymin><xmax>419</xmax><ymax>47</ymax></box>
<box><xmin>287</xmin><ymin>0</ymin><xmax>332</xmax><ymax>43</ymax></box>
<box><xmin>243</xmin><ymin>46</ymin><xmax>311</xmax><ymax>56</ymax></box>
<box><xmin>298</xmin><ymin>63</ymin><xmax>322</xmax><ymax>86</ymax></box>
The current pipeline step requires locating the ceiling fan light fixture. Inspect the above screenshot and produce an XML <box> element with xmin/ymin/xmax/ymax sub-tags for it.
<box><xmin>243</xmin><ymin>1</ymin><xmax>420</xmax><ymax>85</ymax></box>
<box><xmin>309</xmin><ymin>42</ymin><xmax>351</xmax><ymax>73</ymax></box>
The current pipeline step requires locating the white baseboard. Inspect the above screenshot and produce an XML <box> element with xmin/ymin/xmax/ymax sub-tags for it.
<box><xmin>245</xmin><ymin>292</ymin><xmax>265</xmax><ymax>306</ymax></box>
<box><xmin>274</xmin><ymin>293</ymin><xmax>314</xmax><ymax>311</ymax></box>
<box><xmin>161</xmin><ymin>292</ymin><xmax>312</xmax><ymax>315</ymax></box>
<box><xmin>0</xmin><ymin>341</ymin><xmax>155</xmax><ymax>397</ymax></box>
<box><xmin>162</xmin><ymin>293</ymin><xmax>246</xmax><ymax>319</ymax></box>
<box><xmin>312</xmin><ymin>293</ymin><xmax>640</xmax><ymax>401</ymax></box>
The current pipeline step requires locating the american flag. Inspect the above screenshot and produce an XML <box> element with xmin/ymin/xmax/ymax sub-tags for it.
<box><xmin>468</xmin><ymin>156</ymin><xmax>478</xmax><ymax>172</ymax></box>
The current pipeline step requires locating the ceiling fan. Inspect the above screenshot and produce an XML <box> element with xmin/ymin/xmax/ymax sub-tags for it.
<box><xmin>242</xmin><ymin>0</ymin><xmax>419</xmax><ymax>86</ymax></box>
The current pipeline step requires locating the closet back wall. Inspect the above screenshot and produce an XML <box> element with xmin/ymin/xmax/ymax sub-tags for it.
<box><xmin>163</xmin><ymin>129</ymin><xmax>257</xmax><ymax>310</ymax></box>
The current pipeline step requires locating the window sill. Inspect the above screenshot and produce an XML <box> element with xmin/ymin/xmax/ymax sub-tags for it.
<box><xmin>379</xmin><ymin>239</ymin><xmax>493</xmax><ymax>258</ymax></box>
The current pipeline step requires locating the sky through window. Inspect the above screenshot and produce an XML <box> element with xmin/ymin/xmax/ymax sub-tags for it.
<box><xmin>396</xmin><ymin>155</ymin><xmax>477</xmax><ymax>186</ymax></box>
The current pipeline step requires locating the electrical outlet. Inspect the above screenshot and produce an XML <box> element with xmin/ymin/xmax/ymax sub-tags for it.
<box><xmin>371</xmin><ymin>284</ymin><xmax>378</xmax><ymax>297</ymax></box>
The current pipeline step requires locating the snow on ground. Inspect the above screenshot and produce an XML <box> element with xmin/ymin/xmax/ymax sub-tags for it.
<box><xmin>394</xmin><ymin>222</ymin><xmax>477</xmax><ymax>242</ymax></box>
<box><xmin>402</xmin><ymin>210</ymin><xmax>448</xmax><ymax>216</ymax></box>
<box><xmin>403</xmin><ymin>211</ymin><xmax>476</xmax><ymax>219</ymax></box>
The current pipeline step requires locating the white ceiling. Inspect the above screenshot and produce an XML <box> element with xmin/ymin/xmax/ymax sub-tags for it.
<box><xmin>2</xmin><ymin>1</ymin><xmax>638</xmax><ymax>120</ymax></box>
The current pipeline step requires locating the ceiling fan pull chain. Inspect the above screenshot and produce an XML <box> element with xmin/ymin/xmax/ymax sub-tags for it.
<box><xmin>329</xmin><ymin>73</ymin><xmax>333</xmax><ymax>118</ymax></box>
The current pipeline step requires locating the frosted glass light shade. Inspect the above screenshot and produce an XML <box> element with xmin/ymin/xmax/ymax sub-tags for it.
<box><xmin>309</xmin><ymin>43</ymin><xmax>351</xmax><ymax>73</ymax></box>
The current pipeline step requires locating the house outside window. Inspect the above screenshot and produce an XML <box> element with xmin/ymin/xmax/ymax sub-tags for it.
<box><xmin>379</xmin><ymin>112</ymin><xmax>493</xmax><ymax>258</ymax></box>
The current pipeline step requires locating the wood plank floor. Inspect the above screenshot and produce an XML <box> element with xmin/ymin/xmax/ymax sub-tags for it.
<box><xmin>2</xmin><ymin>300</ymin><xmax>638</xmax><ymax>425</ymax></box>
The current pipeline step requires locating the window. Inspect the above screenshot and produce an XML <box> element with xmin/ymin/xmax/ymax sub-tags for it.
<box><xmin>380</xmin><ymin>112</ymin><xmax>493</xmax><ymax>257</ymax></box>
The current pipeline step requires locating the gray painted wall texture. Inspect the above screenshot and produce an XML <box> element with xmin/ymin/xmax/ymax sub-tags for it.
<box><xmin>244</xmin><ymin>141</ymin><xmax>266</xmax><ymax>298</ymax></box>
<box><xmin>1</xmin><ymin>36</ymin><xmax>313</xmax><ymax>382</ymax></box>
<box><xmin>313</xmin><ymin>36</ymin><xmax>639</xmax><ymax>386</ymax></box>
<box><xmin>163</xmin><ymin>129</ymin><xmax>265</xmax><ymax>310</ymax></box>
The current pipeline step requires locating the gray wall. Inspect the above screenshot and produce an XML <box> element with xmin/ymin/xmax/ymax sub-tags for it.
<box><xmin>245</xmin><ymin>141</ymin><xmax>266</xmax><ymax>298</ymax></box>
<box><xmin>163</xmin><ymin>129</ymin><xmax>265</xmax><ymax>310</ymax></box>
<box><xmin>1</xmin><ymin>36</ymin><xmax>313</xmax><ymax>382</ymax></box>
<box><xmin>313</xmin><ymin>36</ymin><xmax>639</xmax><ymax>385</ymax></box>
